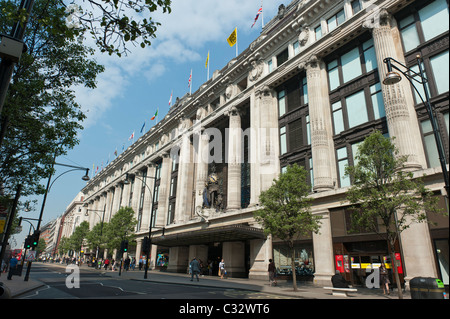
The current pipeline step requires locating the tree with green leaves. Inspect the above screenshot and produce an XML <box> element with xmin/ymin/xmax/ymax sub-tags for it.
<box><xmin>0</xmin><ymin>0</ymin><xmax>104</xmax><ymax>197</ymax></box>
<box><xmin>254</xmin><ymin>163</ymin><xmax>321</xmax><ymax>291</ymax></box>
<box><xmin>58</xmin><ymin>236</ymin><xmax>71</xmax><ymax>256</ymax></box>
<box><xmin>104</xmin><ymin>206</ymin><xmax>137</xmax><ymax>256</ymax></box>
<box><xmin>69</xmin><ymin>221</ymin><xmax>89</xmax><ymax>254</ymax></box>
<box><xmin>345</xmin><ymin>130</ymin><xmax>443</xmax><ymax>299</ymax></box>
<box><xmin>85</xmin><ymin>221</ymin><xmax>107</xmax><ymax>255</ymax></box>
<box><xmin>2</xmin><ymin>0</ymin><xmax>172</xmax><ymax>57</ymax></box>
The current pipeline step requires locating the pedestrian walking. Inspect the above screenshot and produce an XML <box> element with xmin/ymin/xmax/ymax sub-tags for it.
<box><xmin>219</xmin><ymin>259</ymin><xmax>226</xmax><ymax>279</ymax></box>
<box><xmin>268</xmin><ymin>259</ymin><xmax>277</xmax><ymax>286</ymax></box>
<box><xmin>379</xmin><ymin>263</ymin><xmax>390</xmax><ymax>295</ymax></box>
<box><xmin>124</xmin><ymin>257</ymin><xmax>130</xmax><ymax>271</ymax></box>
<box><xmin>190</xmin><ymin>257</ymin><xmax>201</xmax><ymax>282</ymax></box>
<box><xmin>104</xmin><ymin>258</ymin><xmax>110</xmax><ymax>270</ymax></box>
<box><xmin>7</xmin><ymin>255</ymin><xmax>18</xmax><ymax>280</ymax></box>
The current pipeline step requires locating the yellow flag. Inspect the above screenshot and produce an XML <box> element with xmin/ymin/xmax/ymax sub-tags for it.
<box><xmin>227</xmin><ymin>28</ymin><xmax>237</xmax><ymax>47</ymax></box>
<box><xmin>205</xmin><ymin>51</ymin><xmax>209</xmax><ymax>68</ymax></box>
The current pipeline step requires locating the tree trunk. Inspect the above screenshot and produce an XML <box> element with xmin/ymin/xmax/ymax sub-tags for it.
<box><xmin>291</xmin><ymin>244</ymin><xmax>298</xmax><ymax>291</ymax></box>
<box><xmin>390</xmin><ymin>251</ymin><xmax>403</xmax><ymax>299</ymax></box>
<box><xmin>388</xmin><ymin>239</ymin><xmax>403</xmax><ymax>299</ymax></box>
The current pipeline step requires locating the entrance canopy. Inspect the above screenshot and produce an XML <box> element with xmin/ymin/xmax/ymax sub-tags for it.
<box><xmin>152</xmin><ymin>224</ymin><xmax>266</xmax><ymax>247</ymax></box>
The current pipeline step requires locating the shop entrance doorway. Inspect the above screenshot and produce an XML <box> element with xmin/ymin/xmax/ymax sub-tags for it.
<box><xmin>208</xmin><ymin>243</ymin><xmax>222</xmax><ymax>276</ymax></box>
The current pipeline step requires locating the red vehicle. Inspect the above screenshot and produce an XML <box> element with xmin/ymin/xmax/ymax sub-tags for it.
<box><xmin>12</xmin><ymin>249</ymin><xmax>23</xmax><ymax>260</ymax></box>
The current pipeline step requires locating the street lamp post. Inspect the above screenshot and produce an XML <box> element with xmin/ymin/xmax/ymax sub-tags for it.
<box><xmin>85</xmin><ymin>207</ymin><xmax>106</xmax><ymax>265</ymax></box>
<box><xmin>383</xmin><ymin>55</ymin><xmax>450</xmax><ymax>207</ymax></box>
<box><xmin>123</xmin><ymin>171</ymin><xmax>158</xmax><ymax>279</ymax></box>
<box><xmin>24</xmin><ymin>159</ymin><xmax>90</xmax><ymax>281</ymax></box>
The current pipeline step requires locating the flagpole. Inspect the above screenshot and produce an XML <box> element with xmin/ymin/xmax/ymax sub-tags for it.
<box><xmin>207</xmin><ymin>51</ymin><xmax>210</xmax><ymax>81</ymax></box>
<box><xmin>189</xmin><ymin>69</ymin><xmax>192</xmax><ymax>95</ymax></box>
<box><xmin>261</xmin><ymin>0</ymin><xmax>264</xmax><ymax>28</ymax></box>
<box><xmin>236</xmin><ymin>28</ymin><xmax>238</xmax><ymax>57</ymax></box>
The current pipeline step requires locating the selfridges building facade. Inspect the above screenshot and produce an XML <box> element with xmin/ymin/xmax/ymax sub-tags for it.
<box><xmin>76</xmin><ymin>0</ymin><xmax>449</xmax><ymax>286</ymax></box>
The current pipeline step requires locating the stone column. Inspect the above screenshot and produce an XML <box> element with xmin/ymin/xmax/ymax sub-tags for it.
<box><xmin>222</xmin><ymin>241</ymin><xmax>246</xmax><ymax>278</ymax></box>
<box><xmin>257</xmin><ymin>85</ymin><xmax>280</xmax><ymax>193</ymax></box>
<box><xmin>194</xmin><ymin>127</ymin><xmax>209</xmax><ymax>209</ymax></box>
<box><xmin>111</xmin><ymin>183</ymin><xmax>123</xmax><ymax>218</ymax></box>
<box><xmin>121</xmin><ymin>178</ymin><xmax>131</xmax><ymax>207</ymax></box>
<box><xmin>135</xmin><ymin>238</ymin><xmax>143</xmax><ymax>260</ymax></box>
<box><xmin>367</xmin><ymin>9</ymin><xmax>427</xmax><ymax>169</ymax></box>
<box><xmin>167</xmin><ymin>246</ymin><xmax>189</xmax><ymax>273</ymax></box>
<box><xmin>304</xmin><ymin>56</ymin><xmax>336</xmax><ymax>192</ymax></box>
<box><xmin>312</xmin><ymin>209</ymin><xmax>335</xmax><ymax>286</ymax></box>
<box><xmin>140</xmin><ymin>164</ymin><xmax>155</xmax><ymax>231</ymax></box>
<box><xmin>189</xmin><ymin>245</ymin><xmax>208</xmax><ymax>267</ymax></box>
<box><xmin>400</xmin><ymin>217</ymin><xmax>438</xmax><ymax>283</ymax></box>
<box><xmin>227</xmin><ymin>106</ymin><xmax>242</xmax><ymax>210</ymax></box>
<box><xmin>89</xmin><ymin>198</ymin><xmax>99</xmax><ymax>227</ymax></box>
<box><xmin>249</xmin><ymin>91</ymin><xmax>261</xmax><ymax>207</ymax></box>
<box><xmin>155</xmin><ymin>153</ymin><xmax>172</xmax><ymax>227</ymax></box>
<box><xmin>248</xmin><ymin>236</ymin><xmax>272</xmax><ymax>281</ymax></box>
<box><xmin>131</xmin><ymin>171</ymin><xmax>143</xmax><ymax>215</ymax></box>
<box><xmin>175</xmin><ymin>127</ymin><xmax>195</xmax><ymax>223</ymax></box>
<box><xmin>150</xmin><ymin>244</ymin><xmax>157</xmax><ymax>270</ymax></box>
<box><xmin>104</xmin><ymin>188</ymin><xmax>114</xmax><ymax>223</ymax></box>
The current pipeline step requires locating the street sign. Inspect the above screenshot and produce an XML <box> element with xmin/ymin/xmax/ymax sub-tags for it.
<box><xmin>25</xmin><ymin>250</ymin><xmax>37</xmax><ymax>261</ymax></box>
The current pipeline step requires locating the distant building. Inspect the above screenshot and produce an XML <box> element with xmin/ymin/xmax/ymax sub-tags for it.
<box><xmin>64</xmin><ymin>0</ymin><xmax>448</xmax><ymax>287</ymax></box>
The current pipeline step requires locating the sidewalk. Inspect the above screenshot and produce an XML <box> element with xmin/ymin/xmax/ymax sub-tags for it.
<box><xmin>0</xmin><ymin>273</ymin><xmax>44</xmax><ymax>299</ymax></box>
<box><xmin>0</xmin><ymin>262</ymin><xmax>410</xmax><ymax>299</ymax></box>
<box><xmin>99</xmin><ymin>265</ymin><xmax>408</xmax><ymax>299</ymax></box>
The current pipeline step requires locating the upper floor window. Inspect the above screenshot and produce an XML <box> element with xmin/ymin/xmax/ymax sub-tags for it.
<box><xmin>277</xmin><ymin>75</ymin><xmax>308</xmax><ymax>116</ymax></box>
<box><xmin>268</xmin><ymin>59</ymin><xmax>273</xmax><ymax>73</ymax></box>
<box><xmin>293</xmin><ymin>41</ymin><xmax>300</xmax><ymax>55</ymax></box>
<box><xmin>398</xmin><ymin>0</ymin><xmax>449</xmax><ymax>53</ymax></box>
<box><xmin>327</xmin><ymin>38</ymin><xmax>378</xmax><ymax>91</ymax></box>
<box><xmin>327</xmin><ymin>9</ymin><xmax>345</xmax><ymax>32</ymax></box>
<box><xmin>351</xmin><ymin>0</ymin><xmax>362</xmax><ymax>15</ymax></box>
<box><xmin>315</xmin><ymin>25</ymin><xmax>322</xmax><ymax>40</ymax></box>
<box><xmin>277</xmin><ymin>48</ymin><xmax>289</xmax><ymax>66</ymax></box>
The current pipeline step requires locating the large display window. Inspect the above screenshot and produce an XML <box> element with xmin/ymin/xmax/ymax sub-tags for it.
<box><xmin>272</xmin><ymin>241</ymin><xmax>314</xmax><ymax>279</ymax></box>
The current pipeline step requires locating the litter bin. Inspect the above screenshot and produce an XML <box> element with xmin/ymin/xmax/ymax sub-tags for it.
<box><xmin>410</xmin><ymin>277</ymin><xmax>446</xmax><ymax>299</ymax></box>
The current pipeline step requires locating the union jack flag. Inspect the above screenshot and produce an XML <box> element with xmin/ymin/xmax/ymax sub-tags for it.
<box><xmin>251</xmin><ymin>6</ymin><xmax>263</xmax><ymax>28</ymax></box>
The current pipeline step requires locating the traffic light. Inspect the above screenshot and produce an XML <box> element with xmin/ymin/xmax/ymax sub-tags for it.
<box><xmin>24</xmin><ymin>235</ymin><xmax>32</xmax><ymax>249</ymax></box>
<box><xmin>31</xmin><ymin>231</ymin><xmax>40</xmax><ymax>248</ymax></box>
<box><xmin>142</xmin><ymin>236</ymin><xmax>150</xmax><ymax>255</ymax></box>
<box><xmin>120</xmin><ymin>239</ymin><xmax>128</xmax><ymax>254</ymax></box>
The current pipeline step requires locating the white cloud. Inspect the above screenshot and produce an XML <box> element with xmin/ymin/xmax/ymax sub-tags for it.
<box><xmin>74</xmin><ymin>0</ymin><xmax>280</xmax><ymax>127</ymax></box>
<box><xmin>74</xmin><ymin>64</ymin><xmax>128</xmax><ymax>128</ymax></box>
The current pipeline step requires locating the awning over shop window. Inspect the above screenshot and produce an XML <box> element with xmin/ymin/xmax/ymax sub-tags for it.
<box><xmin>152</xmin><ymin>224</ymin><xmax>266</xmax><ymax>247</ymax></box>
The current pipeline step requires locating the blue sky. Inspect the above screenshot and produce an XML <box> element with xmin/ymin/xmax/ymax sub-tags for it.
<box><xmin>12</xmin><ymin>0</ymin><xmax>282</xmax><ymax>248</ymax></box>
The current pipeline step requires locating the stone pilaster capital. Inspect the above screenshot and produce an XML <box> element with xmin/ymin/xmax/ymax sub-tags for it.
<box><xmin>306</xmin><ymin>54</ymin><xmax>320</xmax><ymax>68</ymax></box>
<box><xmin>226</xmin><ymin>105</ymin><xmax>242</xmax><ymax>117</ymax></box>
<box><xmin>362</xmin><ymin>7</ymin><xmax>392</xmax><ymax>30</ymax></box>
<box><xmin>161</xmin><ymin>151</ymin><xmax>170</xmax><ymax>159</ymax></box>
<box><xmin>256</xmin><ymin>84</ymin><xmax>273</xmax><ymax>99</ymax></box>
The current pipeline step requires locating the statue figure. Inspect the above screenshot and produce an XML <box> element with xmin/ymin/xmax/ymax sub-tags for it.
<box><xmin>202</xmin><ymin>170</ymin><xmax>224</xmax><ymax>211</ymax></box>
